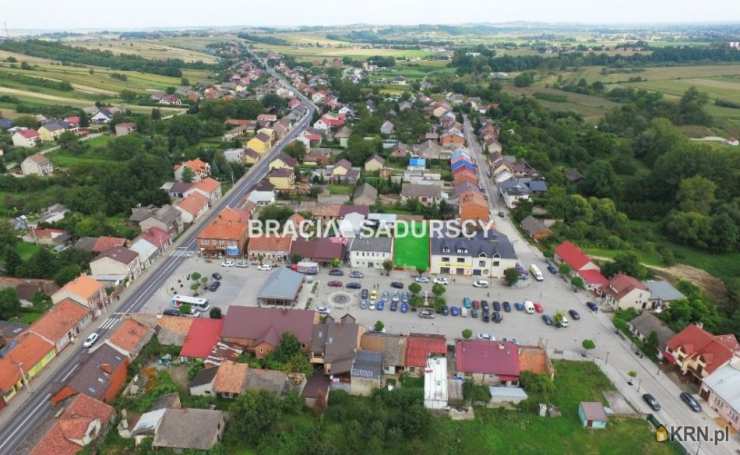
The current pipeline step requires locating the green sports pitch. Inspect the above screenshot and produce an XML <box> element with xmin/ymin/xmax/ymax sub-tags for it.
<box><xmin>393</xmin><ymin>221</ymin><xmax>430</xmax><ymax>270</ymax></box>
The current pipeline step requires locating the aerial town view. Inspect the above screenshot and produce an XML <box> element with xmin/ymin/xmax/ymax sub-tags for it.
<box><xmin>0</xmin><ymin>1</ymin><xmax>739</xmax><ymax>454</ymax></box>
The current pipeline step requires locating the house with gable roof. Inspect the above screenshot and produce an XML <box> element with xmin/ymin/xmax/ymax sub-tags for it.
<box><xmin>665</xmin><ymin>324</ymin><xmax>739</xmax><ymax>383</ymax></box>
<box><xmin>604</xmin><ymin>273</ymin><xmax>650</xmax><ymax>310</ymax></box>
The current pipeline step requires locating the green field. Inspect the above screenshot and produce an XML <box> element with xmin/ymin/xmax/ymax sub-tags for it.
<box><xmin>72</xmin><ymin>38</ymin><xmax>218</xmax><ymax>64</ymax></box>
<box><xmin>393</xmin><ymin>221</ymin><xmax>429</xmax><ymax>269</ymax></box>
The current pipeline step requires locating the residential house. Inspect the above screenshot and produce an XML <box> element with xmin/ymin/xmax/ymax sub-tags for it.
<box><xmin>221</xmin><ymin>306</ymin><xmax>318</xmax><ymax>358</ymax></box>
<box><xmin>90</xmin><ymin>247</ymin><xmax>141</xmax><ymax>287</ymax></box>
<box><xmin>350</xmin><ymin>350</ymin><xmax>384</xmax><ymax>396</ymax></box>
<box><xmin>138</xmin><ymin>205</ymin><xmax>183</xmax><ymax>236</ymax></box>
<box><xmin>404</xmin><ymin>334</ymin><xmax>447</xmax><ymax>376</ymax></box>
<box><xmin>90</xmin><ymin>109</ymin><xmax>113</xmax><ymax>124</ymax></box>
<box><xmin>247</xmin><ymin>190</ymin><xmax>276</xmax><ymax>207</ymax></box>
<box><xmin>130</xmin><ymin>227</ymin><xmax>171</xmax><ymax>267</ymax></box>
<box><xmin>364</xmin><ymin>155</ymin><xmax>385</xmax><ymax>173</ymax></box>
<box><xmin>51</xmin><ymin>343</ymin><xmax>128</xmax><ymax>405</ymax></box>
<box><xmin>8</xmin><ymin>278</ymin><xmax>58</xmax><ymax>309</ymax></box>
<box><xmin>645</xmin><ymin>280</ymin><xmax>686</xmax><ymax>310</ymax></box>
<box><xmin>520</xmin><ymin>216</ymin><xmax>553</xmax><ymax>241</ymax></box>
<box><xmin>455</xmin><ymin>340</ymin><xmax>520</xmax><ymax>385</ymax></box>
<box><xmin>21</xmin><ymin>153</ymin><xmax>54</xmax><ymax>176</ymax></box>
<box><xmin>29</xmin><ymin>298</ymin><xmax>91</xmax><ymax>353</ymax></box>
<box><xmin>579</xmin><ymin>402</ymin><xmax>608</xmax><ymax>429</ymax></box>
<box><xmin>352</xmin><ymin>183</ymin><xmax>378</xmax><ymax>206</ymax></box>
<box><xmin>269</xmin><ymin>153</ymin><xmax>298</xmax><ymax>171</ymax></box>
<box><xmin>302</xmin><ymin>372</ymin><xmax>331</xmax><ymax>410</ymax></box>
<box><xmin>424</xmin><ymin>356</ymin><xmax>448</xmax><ymax>409</ymax></box>
<box><xmin>245</xmin><ymin>134</ymin><xmax>270</xmax><ymax>156</ymax></box>
<box><xmin>213</xmin><ymin>360</ymin><xmax>249</xmax><ymax>398</ymax></box>
<box><xmin>129</xmin><ymin>237</ymin><xmax>158</xmax><ymax>268</ymax></box>
<box><xmin>380</xmin><ymin>120</ymin><xmax>395</xmax><ymax>136</ymax></box>
<box><xmin>335</xmin><ymin>126</ymin><xmax>351</xmax><ymax>148</ymax></box>
<box><xmin>105</xmin><ymin>318</ymin><xmax>154</xmax><ymax>360</ymax></box>
<box><xmin>699</xmin><ymin>360</ymin><xmax>740</xmax><ymax>431</ymax></box>
<box><xmin>247</xmin><ymin>235</ymin><xmax>293</xmax><ymax>263</ymax></box>
<box><xmin>458</xmin><ymin>191</ymin><xmax>490</xmax><ymax>224</ymax></box>
<box><xmin>604</xmin><ymin>274</ymin><xmax>650</xmax><ymax>310</ymax></box>
<box><xmin>257</xmin><ymin>268</ymin><xmax>304</xmax><ymax>306</ymax></box>
<box><xmin>348</xmin><ymin>237</ymin><xmax>393</xmax><ymax>269</ymax></box>
<box><xmin>401</xmin><ymin>183</ymin><xmax>442</xmax><ymax>206</ymax></box>
<box><xmin>38</xmin><ymin>120</ymin><xmax>69</xmax><ymax>142</ymax></box>
<box><xmin>114</xmin><ymin>122</ymin><xmax>137</xmax><ymax>136</ymax></box>
<box><xmin>152</xmin><ymin>408</ymin><xmax>225</xmax><ymax>451</ymax></box>
<box><xmin>175</xmin><ymin>192</ymin><xmax>209</xmax><ymax>224</ymax></box>
<box><xmin>268</xmin><ymin>168</ymin><xmax>296</xmax><ymax>191</ymax></box>
<box><xmin>38</xmin><ymin>203</ymin><xmax>69</xmax><ymax>224</ymax></box>
<box><xmin>51</xmin><ymin>275</ymin><xmax>109</xmax><ymax>318</ymax></box>
<box><xmin>291</xmin><ymin>238</ymin><xmax>345</xmax><ymax>265</ymax></box>
<box><xmin>0</xmin><ymin>332</ymin><xmax>56</xmax><ymax>408</ymax></box>
<box><xmin>498</xmin><ymin>178</ymin><xmax>530</xmax><ymax>209</ymax></box>
<box><xmin>184</xmin><ymin>177</ymin><xmax>222</xmax><ymax>205</ymax></box>
<box><xmin>440</xmin><ymin>130</ymin><xmax>465</xmax><ymax>148</ymax></box>
<box><xmin>360</xmin><ymin>332</ymin><xmax>406</xmax><ymax>376</ymax></box>
<box><xmin>628</xmin><ymin>312</ymin><xmax>676</xmax><ymax>359</ymax></box>
<box><xmin>244</xmin><ymin>147</ymin><xmax>261</xmax><ymax>164</ymax></box>
<box><xmin>173</xmin><ymin>158</ymin><xmax>211</xmax><ymax>182</ymax></box>
<box><xmin>196</xmin><ymin>207</ymin><xmax>250</xmax><ymax>257</ymax></box>
<box><xmin>311</xmin><ymin>314</ymin><xmax>362</xmax><ymax>384</ymax></box>
<box><xmin>665</xmin><ymin>324</ymin><xmax>739</xmax><ymax>382</ymax></box>
<box><xmin>12</xmin><ymin>129</ymin><xmax>40</xmax><ymax>148</ymax></box>
<box><xmin>22</xmin><ymin>227</ymin><xmax>69</xmax><ymax>247</ymax></box>
<box><xmin>180</xmin><ymin>318</ymin><xmax>224</xmax><ymax>360</ymax></box>
<box><xmin>553</xmin><ymin>242</ymin><xmax>607</xmax><ymax>292</ymax></box>
<box><xmin>430</xmin><ymin>229</ymin><xmax>518</xmax><ymax>279</ymax></box>
<box><xmin>29</xmin><ymin>393</ymin><xmax>114</xmax><ymax>455</ymax></box>
<box><xmin>189</xmin><ymin>367</ymin><xmax>219</xmax><ymax>397</ymax></box>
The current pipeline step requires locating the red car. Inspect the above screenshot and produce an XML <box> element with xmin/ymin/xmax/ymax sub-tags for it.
<box><xmin>534</xmin><ymin>303</ymin><xmax>544</xmax><ymax>313</ymax></box>
<box><xmin>328</xmin><ymin>280</ymin><xmax>343</xmax><ymax>287</ymax></box>
<box><xmin>472</xmin><ymin>300</ymin><xmax>480</xmax><ymax>310</ymax></box>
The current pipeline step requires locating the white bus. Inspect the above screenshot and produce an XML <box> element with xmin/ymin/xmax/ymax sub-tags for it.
<box><xmin>529</xmin><ymin>264</ymin><xmax>544</xmax><ymax>282</ymax></box>
<box><xmin>172</xmin><ymin>295</ymin><xmax>209</xmax><ymax>312</ymax></box>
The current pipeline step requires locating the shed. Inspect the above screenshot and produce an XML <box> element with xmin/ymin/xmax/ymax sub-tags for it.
<box><xmin>578</xmin><ymin>402</ymin><xmax>608</xmax><ymax>429</ymax></box>
<box><xmin>488</xmin><ymin>386</ymin><xmax>528</xmax><ymax>407</ymax></box>
<box><xmin>257</xmin><ymin>268</ymin><xmax>304</xmax><ymax>306</ymax></box>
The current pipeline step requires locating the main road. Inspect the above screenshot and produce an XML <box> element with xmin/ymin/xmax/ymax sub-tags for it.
<box><xmin>0</xmin><ymin>60</ymin><xmax>315</xmax><ymax>455</ymax></box>
<box><xmin>462</xmin><ymin>115</ymin><xmax>738</xmax><ymax>455</ymax></box>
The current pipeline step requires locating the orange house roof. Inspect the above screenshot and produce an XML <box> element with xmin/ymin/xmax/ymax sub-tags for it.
<box><xmin>6</xmin><ymin>332</ymin><xmax>55</xmax><ymax>373</ymax></box>
<box><xmin>30</xmin><ymin>299</ymin><xmax>90</xmax><ymax>344</ymax></box>
<box><xmin>175</xmin><ymin>158</ymin><xmax>209</xmax><ymax>174</ymax></box>
<box><xmin>198</xmin><ymin>208</ymin><xmax>249</xmax><ymax>241</ymax></box>
<box><xmin>177</xmin><ymin>192</ymin><xmax>209</xmax><ymax>216</ymax></box>
<box><xmin>192</xmin><ymin>177</ymin><xmax>221</xmax><ymax>194</ymax></box>
<box><xmin>108</xmin><ymin>318</ymin><xmax>152</xmax><ymax>355</ymax></box>
<box><xmin>247</xmin><ymin>235</ymin><xmax>293</xmax><ymax>253</ymax></box>
<box><xmin>459</xmin><ymin>191</ymin><xmax>489</xmax><ymax>223</ymax></box>
<box><xmin>213</xmin><ymin>360</ymin><xmax>249</xmax><ymax>395</ymax></box>
<box><xmin>57</xmin><ymin>275</ymin><xmax>103</xmax><ymax>301</ymax></box>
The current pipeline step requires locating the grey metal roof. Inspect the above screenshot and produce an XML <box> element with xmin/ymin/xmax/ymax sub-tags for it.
<box><xmin>351</xmin><ymin>350</ymin><xmax>383</xmax><ymax>380</ymax></box>
<box><xmin>258</xmin><ymin>268</ymin><xmax>304</xmax><ymax>301</ymax></box>
<box><xmin>153</xmin><ymin>408</ymin><xmax>224</xmax><ymax>451</ymax></box>
<box><xmin>349</xmin><ymin>237</ymin><xmax>393</xmax><ymax>254</ymax></box>
<box><xmin>431</xmin><ymin>229</ymin><xmax>516</xmax><ymax>260</ymax></box>
<box><xmin>702</xmin><ymin>363</ymin><xmax>740</xmax><ymax>410</ymax></box>
<box><xmin>645</xmin><ymin>280</ymin><xmax>686</xmax><ymax>302</ymax></box>
<box><xmin>189</xmin><ymin>366</ymin><xmax>218</xmax><ymax>388</ymax></box>
<box><xmin>629</xmin><ymin>312</ymin><xmax>675</xmax><ymax>347</ymax></box>
<box><xmin>500</xmin><ymin>178</ymin><xmax>530</xmax><ymax>196</ymax></box>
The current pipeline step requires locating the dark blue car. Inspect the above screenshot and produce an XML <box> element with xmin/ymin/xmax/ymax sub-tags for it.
<box><xmin>400</xmin><ymin>303</ymin><xmax>409</xmax><ymax>313</ymax></box>
<box><xmin>587</xmin><ymin>301</ymin><xmax>598</xmax><ymax>312</ymax></box>
<box><xmin>450</xmin><ymin>306</ymin><xmax>461</xmax><ymax>317</ymax></box>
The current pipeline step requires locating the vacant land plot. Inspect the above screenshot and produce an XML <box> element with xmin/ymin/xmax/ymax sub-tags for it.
<box><xmin>393</xmin><ymin>221</ymin><xmax>429</xmax><ymax>269</ymax></box>
<box><xmin>507</xmin><ymin>84</ymin><xmax>619</xmax><ymax>122</ymax></box>
<box><xmin>73</xmin><ymin>39</ymin><xmax>218</xmax><ymax>64</ymax></box>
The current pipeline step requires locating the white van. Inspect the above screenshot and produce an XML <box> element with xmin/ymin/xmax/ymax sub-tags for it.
<box><xmin>524</xmin><ymin>301</ymin><xmax>535</xmax><ymax>314</ymax></box>
<box><xmin>529</xmin><ymin>264</ymin><xmax>544</xmax><ymax>282</ymax></box>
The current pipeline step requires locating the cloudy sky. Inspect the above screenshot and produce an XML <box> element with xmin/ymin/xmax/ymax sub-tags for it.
<box><xmin>4</xmin><ymin>0</ymin><xmax>740</xmax><ymax>30</ymax></box>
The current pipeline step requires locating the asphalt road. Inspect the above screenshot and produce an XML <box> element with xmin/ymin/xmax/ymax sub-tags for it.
<box><xmin>0</xmin><ymin>71</ymin><xmax>315</xmax><ymax>455</ymax></box>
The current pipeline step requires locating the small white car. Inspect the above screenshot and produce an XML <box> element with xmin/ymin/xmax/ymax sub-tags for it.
<box><xmin>257</xmin><ymin>264</ymin><xmax>272</xmax><ymax>271</ymax></box>
<box><xmin>221</xmin><ymin>260</ymin><xmax>234</xmax><ymax>268</ymax></box>
<box><xmin>472</xmin><ymin>279</ymin><xmax>489</xmax><ymax>288</ymax></box>
<box><xmin>317</xmin><ymin>306</ymin><xmax>330</xmax><ymax>315</ymax></box>
<box><xmin>83</xmin><ymin>333</ymin><xmax>99</xmax><ymax>348</ymax></box>
<box><xmin>433</xmin><ymin>277</ymin><xmax>449</xmax><ymax>285</ymax></box>
<box><xmin>477</xmin><ymin>333</ymin><xmax>494</xmax><ymax>341</ymax></box>
<box><xmin>415</xmin><ymin>276</ymin><xmax>430</xmax><ymax>283</ymax></box>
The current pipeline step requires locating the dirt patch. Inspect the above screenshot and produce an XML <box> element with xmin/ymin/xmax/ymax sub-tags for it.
<box><xmin>167</xmin><ymin>364</ymin><xmax>191</xmax><ymax>389</ymax></box>
<box><xmin>653</xmin><ymin>264</ymin><xmax>727</xmax><ymax>302</ymax></box>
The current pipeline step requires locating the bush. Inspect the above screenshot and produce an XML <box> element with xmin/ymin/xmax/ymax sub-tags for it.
<box><xmin>209</xmin><ymin>307</ymin><xmax>222</xmax><ymax>319</ymax></box>
<box><xmin>462</xmin><ymin>329</ymin><xmax>472</xmax><ymax>339</ymax></box>
<box><xmin>582</xmin><ymin>339</ymin><xmax>596</xmax><ymax>350</ymax></box>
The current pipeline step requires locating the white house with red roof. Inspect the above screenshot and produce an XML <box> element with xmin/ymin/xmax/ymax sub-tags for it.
<box><xmin>553</xmin><ymin>241</ymin><xmax>608</xmax><ymax>293</ymax></box>
<box><xmin>455</xmin><ymin>340</ymin><xmax>520</xmax><ymax>385</ymax></box>
<box><xmin>665</xmin><ymin>324</ymin><xmax>740</xmax><ymax>383</ymax></box>
<box><xmin>12</xmin><ymin>129</ymin><xmax>40</xmax><ymax>148</ymax></box>
<box><xmin>184</xmin><ymin>177</ymin><xmax>222</xmax><ymax>205</ymax></box>
<box><xmin>604</xmin><ymin>273</ymin><xmax>650</xmax><ymax>310</ymax></box>
<box><xmin>173</xmin><ymin>159</ymin><xmax>211</xmax><ymax>182</ymax></box>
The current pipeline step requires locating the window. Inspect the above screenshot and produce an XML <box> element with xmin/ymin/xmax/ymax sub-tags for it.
<box><xmin>456</xmin><ymin>257</ymin><xmax>465</xmax><ymax>263</ymax></box>
<box><xmin>479</xmin><ymin>260</ymin><xmax>486</xmax><ymax>267</ymax></box>
<box><xmin>493</xmin><ymin>261</ymin><xmax>500</xmax><ymax>266</ymax></box>
<box><xmin>441</xmin><ymin>257</ymin><xmax>450</xmax><ymax>262</ymax></box>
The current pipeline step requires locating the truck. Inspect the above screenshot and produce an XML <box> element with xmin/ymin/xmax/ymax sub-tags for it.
<box><xmin>294</xmin><ymin>261</ymin><xmax>319</xmax><ymax>275</ymax></box>
<box><xmin>529</xmin><ymin>264</ymin><xmax>544</xmax><ymax>282</ymax></box>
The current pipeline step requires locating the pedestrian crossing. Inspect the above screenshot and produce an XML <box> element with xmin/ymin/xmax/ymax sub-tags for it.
<box><xmin>98</xmin><ymin>314</ymin><xmax>121</xmax><ymax>331</ymax></box>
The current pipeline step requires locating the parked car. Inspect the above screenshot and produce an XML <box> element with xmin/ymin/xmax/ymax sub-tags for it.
<box><xmin>360</xmin><ymin>300</ymin><xmax>369</xmax><ymax>310</ymax></box>
<box><xmin>450</xmin><ymin>306</ymin><xmax>461</xmax><ymax>317</ymax></box>
<box><xmin>463</xmin><ymin>297</ymin><xmax>472</xmax><ymax>309</ymax></box>
<box><xmin>482</xmin><ymin>312</ymin><xmax>490</xmax><ymax>323</ymax></box>
<box><xmin>83</xmin><ymin>332</ymin><xmax>99</xmax><ymax>348</ymax></box>
<box><xmin>546</xmin><ymin>262</ymin><xmax>558</xmax><ymax>274</ymax></box>
<box><xmin>680</xmin><ymin>392</ymin><xmax>702</xmax><ymax>412</ymax></box>
<box><xmin>234</xmin><ymin>260</ymin><xmax>249</xmax><ymax>268</ymax></box>
<box><xmin>493</xmin><ymin>301</ymin><xmax>501</xmax><ymax>312</ymax></box>
<box><xmin>478</xmin><ymin>333</ymin><xmax>493</xmax><ymax>340</ymax></box>
<box><xmin>586</xmin><ymin>301</ymin><xmax>599</xmax><ymax>312</ymax></box>
<box><xmin>514</xmin><ymin>302</ymin><xmax>524</xmax><ymax>311</ymax></box>
<box><xmin>433</xmin><ymin>276</ymin><xmax>449</xmax><ymax>285</ymax></box>
<box><xmin>257</xmin><ymin>264</ymin><xmax>272</xmax><ymax>271</ymax></box>
<box><xmin>317</xmin><ymin>306</ymin><xmax>330</xmax><ymax>315</ymax></box>
<box><xmin>221</xmin><ymin>260</ymin><xmax>234</xmax><ymax>267</ymax></box>
<box><xmin>472</xmin><ymin>279</ymin><xmax>489</xmax><ymax>288</ymax></box>
<box><xmin>390</xmin><ymin>281</ymin><xmax>404</xmax><ymax>289</ymax></box>
<box><xmin>502</xmin><ymin>301</ymin><xmax>511</xmax><ymax>312</ymax></box>
<box><xmin>568</xmin><ymin>309</ymin><xmax>581</xmax><ymax>320</ymax></box>
<box><xmin>211</xmin><ymin>272</ymin><xmax>223</xmax><ymax>280</ymax></box>
<box><xmin>346</xmin><ymin>282</ymin><xmax>362</xmax><ymax>289</ymax></box>
<box><xmin>542</xmin><ymin>314</ymin><xmax>554</xmax><ymax>326</ymax></box>
<box><xmin>534</xmin><ymin>303</ymin><xmax>544</xmax><ymax>313</ymax></box>
<box><xmin>400</xmin><ymin>303</ymin><xmax>409</xmax><ymax>313</ymax></box>
<box><xmin>361</xmin><ymin>289</ymin><xmax>369</xmax><ymax>299</ymax></box>
<box><xmin>557</xmin><ymin>316</ymin><xmax>569</xmax><ymax>328</ymax></box>
<box><xmin>163</xmin><ymin>309</ymin><xmax>180</xmax><ymax>316</ymax></box>
<box><xmin>524</xmin><ymin>301</ymin><xmax>535</xmax><ymax>314</ymax></box>
<box><xmin>209</xmin><ymin>281</ymin><xmax>221</xmax><ymax>292</ymax></box>
<box><xmin>492</xmin><ymin>311</ymin><xmax>502</xmax><ymax>323</ymax></box>
<box><xmin>390</xmin><ymin>301</ymin><xmax>398</xmax><ymax>312</ymax></box>
<box><xmin>329</xmin><ymin>269</ymin><xmax>344</xmax><ymax>276</ymax></box>
<box><xmin>481</xmin><ymin>300</ymin><xmax>489</xmax><ymax>311</ymax></box>
<box><xmin>328</xmin><ymin>280</ymin><xmax>343</xmax><ymax>287</ymax></box>
<box><xmin>418</xmin><ymin>309</ymin><xmax>435</xmax><ymax>319</ymax></box>
<box><xmin>498</xmin><ymin>211</ymin><xmax>505</xmax><ymax>218</ymax></box>
<box><xmin>376</xmin><ymin>300</ymin><xmax>385</xmax><ymax>311</ymax></box>
<box><xmin>642</xmin><ymin>393</ymin><xmax>661</xmax><ymax>412</ymax></box>
<box><xmin>415</xmin><ymin>276</ymin><xmax>430</xmax><ymax>283</ymax></box>
<box><xmin>349</xmin><ymin>270</ymin><xmax>364</xmax><ymax>279</ymax></box>
<box><xmin>370</xmin><ymin>289</ymin><xmax>378</xmax><ymax>300</ymax></box>
<box><xmin>369</xmin><ymin>302</ymin><xmax>376</xmax><ymax>310</ymax></box>
<box><xmin>440</xmin><ymin>305</ymin><xmax>449</xmax><ymax>316</ymax></box>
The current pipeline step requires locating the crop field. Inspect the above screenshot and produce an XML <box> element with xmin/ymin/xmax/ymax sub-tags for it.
<box><xmin>253</xmin><ymin>42</ymin><xmax>439</xmax><ymax>62</ymax></box>
<box><xmin>72</xmin><ymin>38</ymin><xmax>218</xmax><ymax>64</ymax></box>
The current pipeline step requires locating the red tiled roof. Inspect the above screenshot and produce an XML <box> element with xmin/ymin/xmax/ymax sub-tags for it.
<box><xmin>177</xmin><ymin>192</ymin><xmax>209</xmax><ymax>216</ymax></box>
<box><xmin>192</xmin><ymin>177</ymin><xmax>221</xmax><ymax>194</ymax></box>
<box><xmin>18</xmin><ymin>129</ymin><xmax>39</xmax><ymax>139</ymax></box>
<box><xmin>4</xmin><ymin>332</ymin><xmax>55</xmax><ymax>376</ymax></box>
<box><xmin>92</xmin><ymin>236</ymin><xmax>126</xmax><ymax>254</ymax></box>
<box><xmin>108</xmin><ymin>319</ymin><xmax>152</xmax><ymax>355</ymax></box>
<box><xmin>30</xmin><ymin>299</ymin><xmax>89</xmax><ymax>344</ymax></box>
<box><xmin>222</xmin><ymin>306</ymin><xmax>316</xmax><ymax>347</ymax></box>
<box><xmin>667</xmin><ymin>324</ymin><xmax>739</xmax><ymax>375</ymax></box>
<box><xmin>247</xmin><ymin>235</ymin><xmax>293</xmax><ymax>253</ymax></box>
<box><xmin>175</xmin><ymin>158</ymin><xmax>209</xmax><ymax>174</ymax></box>
<box><xmin>291</xmin><ymin>238</ymin><xmax>344</xmax><ymax>262</ymax></box>
<box><xmin>140</xmin><ymin>227</ymin><xmax>170</xmax><ymax>249</ymax></box>
<box><xmin>606</xmin><ymin>273</ymin><xmax>647</xmax><ymax>300</ymax></box>
<box><xmin>29</xmin><ymin>422</ymin><xmax>80</xmax><ymax>455</ymax></box>
<box><xmin>554</xmin><ymin>241</ymin><xmax>592</xmax><ymax>271</ymax></box>
<box><xmin>455</xmin><ymin>340</ymin><xmax>520</xmax><ymax>379</ymax></box>
<box><xmin>180</xmin><ymin>319</ymin><xmax>224</xmax><ymax>359</ymax></box>
<box><xmin>198</xmin><ymin>208</ymin><xmax>249</xmax><ymax>241</ymax></box>
<box><xmin>404</xmin><ymin>334</ymin><xmax>446</xmax><ymax>368</ymax></box>
<box><xmin>578</xmin><ymin>269</ymin><xmax>609</xmax><ymax>288</ymax></box>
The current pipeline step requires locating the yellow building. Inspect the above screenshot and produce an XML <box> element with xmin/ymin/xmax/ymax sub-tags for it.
<box><xmin>0</xmin><ymin>332</ymin><xmax>56</xmax><ymax>405</ymax></box>
<box><xmin>268</xmin><ymin>168</ymin><xmax>295</xmax><ymax>191</ymax></box>
<box><xmin>245</xmin><ymin>136</ymin><xmax>269</xmax><ymax>155</ymax></box>
<box><xmin>38</xmin><ymin>124</ymin><xmax>67</xmax><ymax>142</ymax></box>
<box><xmin>269</xmin><ymin>154</ymin><xmax>298</xmax><ymax>171</ymax></box>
